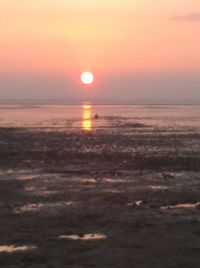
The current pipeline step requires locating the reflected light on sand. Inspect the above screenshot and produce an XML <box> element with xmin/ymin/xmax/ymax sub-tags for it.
<box><xmin>0</xmin><ymin>245</ymin><xmax>36</xmax><ymax>253</ymax></box>
<box><xmin>161</xmin><ymin>202</ymin><xmax>200</xmax><ymax>210</ymax></box>
<box><xmin>82</xmin><ymin>104</ymin><xmax>92</xmax><ymax>131</ymax></box>
<box><xmin>128</xmin><ymin>200</ymin><xmax>144</xmax><ymax>207</ymax></box>
<box><xmin>59</xmin><ymin>233</ymin><xmax>107</xmax><ymax>241</ymax></box>
<box><xmin>148</xmin><ymin>185</ymin><xmax>168</xmax><ymax>191</ymax></box>
<box><xmin>14</xmin><ymin>201</ymin><xmax>73</xmax><ymax>214</ymax></box>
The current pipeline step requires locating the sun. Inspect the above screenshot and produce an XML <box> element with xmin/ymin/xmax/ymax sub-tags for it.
<box><xmin>81</xmin><ymin>72</ymin><xmax>94</xmax><ymax>85</ymax></box>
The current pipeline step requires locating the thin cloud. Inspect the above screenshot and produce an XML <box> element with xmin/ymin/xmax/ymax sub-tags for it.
<box><xmin>171</xmin><ymin>13</ymin><xmax>200</xmax><ymax>21</ymax></box>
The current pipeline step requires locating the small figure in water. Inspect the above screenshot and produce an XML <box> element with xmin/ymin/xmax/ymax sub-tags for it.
<box><xmin>94</xmin><ymin>114</ymin><xmax>99</xmax><ymax>119</ymax></box>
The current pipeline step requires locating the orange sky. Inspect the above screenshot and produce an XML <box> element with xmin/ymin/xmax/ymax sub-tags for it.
<box><xmin>0</xmin><ymin>1</ymin><xmax>200</xmax><ymax>101</ymax></box>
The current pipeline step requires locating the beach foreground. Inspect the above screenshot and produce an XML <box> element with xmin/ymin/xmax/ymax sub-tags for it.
<box><xmin>0</xmin><ymin>118</ymin><xmax>200</xmax><ymax>267</ymax></box>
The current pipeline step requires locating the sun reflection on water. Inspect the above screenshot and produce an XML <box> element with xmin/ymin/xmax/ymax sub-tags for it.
<box><xmin>82</xmin><ymin>104</ymin><xmax>92</xmax><ymax>131</ymax></box>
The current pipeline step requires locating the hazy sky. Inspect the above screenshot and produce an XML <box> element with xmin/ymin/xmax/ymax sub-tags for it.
<box><xmin>0</xmin><ymin>0</ymin><xmax>200</xmax><ymax>101</ymax></box>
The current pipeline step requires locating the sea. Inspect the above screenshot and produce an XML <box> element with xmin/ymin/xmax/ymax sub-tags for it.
<box><xmin>0</xmin><ymin>104</ymin><xmax>200</xmax><ymax>130</ymax></box>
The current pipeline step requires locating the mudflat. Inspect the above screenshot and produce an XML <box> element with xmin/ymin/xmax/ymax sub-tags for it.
<box><xmin>0</xmin><ymin>120</ymin><xmax>200</xmax><ymax>267</ymax></box>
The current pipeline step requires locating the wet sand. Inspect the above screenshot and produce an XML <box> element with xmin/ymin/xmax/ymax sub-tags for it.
<box><xmin>0</xmin><ymin>119</ymin><xmax>200</xmax><ymax>267</ymax></box>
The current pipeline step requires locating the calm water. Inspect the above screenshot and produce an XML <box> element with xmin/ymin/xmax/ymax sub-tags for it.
<box><xmin>0</xmin><ymin>104</ymin><xmax>200</xmax><ymax>130</ymax></box>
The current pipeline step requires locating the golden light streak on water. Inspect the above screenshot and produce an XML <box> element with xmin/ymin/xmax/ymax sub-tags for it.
<box><xmin>82</xmin><ymin>104</ymin><xmax>92</xmax><ymax>131</ymax></box>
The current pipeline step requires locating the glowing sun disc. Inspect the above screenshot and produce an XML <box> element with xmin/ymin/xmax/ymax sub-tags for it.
<box><xmin>81</xmin><ymin>72</ymin><xmax>94</xmax><ymax>85</ymax></box>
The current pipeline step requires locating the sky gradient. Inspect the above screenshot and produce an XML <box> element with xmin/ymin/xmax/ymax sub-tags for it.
<box><xmin>1</xmin><ymin>0</ymin><xmax>200</xmax><ymax>102</ymax></box>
